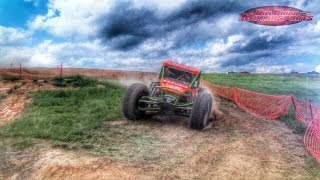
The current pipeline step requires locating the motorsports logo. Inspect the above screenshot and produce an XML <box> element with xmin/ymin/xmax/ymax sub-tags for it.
<box><xmin>240</xmin><ymin>6</ymin><xmax>313</xmax><ymax>26</ymax></box>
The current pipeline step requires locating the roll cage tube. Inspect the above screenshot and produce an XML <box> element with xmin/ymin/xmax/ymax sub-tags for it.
<box><xmin>190</xmin><ymin>73</ymin><xmax>200</xmax><ymax>89</ymax></box>
<box><xmin>159</xmin><ymin>66</ymin><xmax>165</xmax><ymax>79</ymax></box>
<box><xmin>160</xmin><ymin>66</ymin><xmax>200</xmax><ymax>87</ymax></box>
<box><xmin>159</xmin><ymin>65</ymin><xmax>200</xmax><ymax>89</ymax></box>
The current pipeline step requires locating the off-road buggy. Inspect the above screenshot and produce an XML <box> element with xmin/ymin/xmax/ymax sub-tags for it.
<box><xmin>123</xmin><ymin>60</ymin><xmax>213</xmax><ymax>130</ymax></box>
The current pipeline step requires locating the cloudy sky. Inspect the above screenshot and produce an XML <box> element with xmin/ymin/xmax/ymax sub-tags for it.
<box><xmin>0</xmin><ymin>0</ymin><xmax>319</xmax><ymax>73</ymax></box>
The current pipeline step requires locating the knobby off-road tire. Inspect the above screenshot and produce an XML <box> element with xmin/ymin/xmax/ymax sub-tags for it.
<box><xmin>123</xmin><ymin>83</ymin><xmax>149</xmax><ymax>120</ymax></box>
<box><xmin>190</xmin><ymin>91</ymin><xmax>213</xmax><ymax>130</ymax></box>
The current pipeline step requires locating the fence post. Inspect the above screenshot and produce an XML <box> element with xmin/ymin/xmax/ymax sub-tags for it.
<box><xmin>19</xmin><ymin>63</ymin><xmax>22</xmax><ymax>79</ymax></box>
<box><xmin>309</xmin><ymin>99</ymin><xmax>313</xmax><ymax>121</ymax></box>
<box><xmin>291</xmin><ymin>96</ymin><xmax>297</xmax><ymax>111</ymax></box>
<box><xmin>60</xmin><ymin>62</ymin><xmax>63</xmax><ymax>77</ymax></box>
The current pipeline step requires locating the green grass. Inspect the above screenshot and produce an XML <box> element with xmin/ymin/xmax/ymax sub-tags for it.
<box><xmin>0</xmin><ymin>75</ymin><xmax>20</xmax><ymax>82</ymax></box>
<box><xmin>0</xmin><ymin>75</ymin><xmax>162</xmax><ymax>162</ymax></box>
<box><xmin>278</xmin><ymin>107</ymin><xmax>305</xmax><ymax>134</ymax></box>
<box><xmin>203</xmin><ymin>74</ymin><xmax>320</xmax><ymax>104</ymax></box>
<box><xmin>51</xmin><ymin>74</ymin><xmax>99</xmax><ymax>87</ymax></box>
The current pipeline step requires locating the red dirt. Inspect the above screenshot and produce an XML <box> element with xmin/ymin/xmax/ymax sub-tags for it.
<box><xmin>0</xmin><ymin>80</ymin><xmax>55</xmax><ymax>125</ymax></box>
<box><xmin>0</xmin><ymin>67</ymin><xmax>157</xmax><ymax>80</ymax></box>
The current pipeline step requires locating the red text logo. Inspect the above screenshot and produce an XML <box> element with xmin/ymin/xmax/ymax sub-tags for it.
<box><xmin>241</xmin><ymin>6</ymin><xmax>313</xmax><ymax>26</ymax></box>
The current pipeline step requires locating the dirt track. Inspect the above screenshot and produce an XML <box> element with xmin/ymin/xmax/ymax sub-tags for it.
<box><xmin>0</xmin><ymin>68</ymin><xmax>318</xmax><ymax>179</ymax></box>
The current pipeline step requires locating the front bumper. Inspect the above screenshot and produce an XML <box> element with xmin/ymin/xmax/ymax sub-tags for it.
<box><xmin>138</xmin><ymin>96</ymin><xmax>192</xmax><ymax>116</ymax></box>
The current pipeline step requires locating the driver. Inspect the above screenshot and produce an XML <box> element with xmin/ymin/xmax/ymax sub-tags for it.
<box><xmin>165</xmin><ymin>68</ymin><xmax>175</xmax><ymax>78</ymax></box>
<box><xmin>178</xmin><ymin>74</ymin><xmax>191</xmax><ymax>83</ymax></box>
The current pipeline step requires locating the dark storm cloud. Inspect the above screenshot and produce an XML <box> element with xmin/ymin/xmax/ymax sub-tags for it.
<box><xmin>95</xmin><ymin>0</ymin><xmax>320</xmax><ymax>72</ymax></box>
<box><xmin>102</xmin><ymin>3</ymin><xmax>158</xmax><ymax>50</ymax></box>
<box><xmin>166</xmin><ymin>0</ymin><xmax>242</xmax><ymax>21</ymax></box>
<box><xmin>100</xmin><ymin>0</ymin><xmax>244</xmax><ymax>50</ymax></box>
<box><xmin>219</xmin><ymin>35</ymin><xmax>290</xmax><ymax>67</ymax></box>
<box><xmin>220</xmin><ymin>52</ymin><xmax>273</xmax><ymax>67</ymax></box>
<box><xmin>231</xmin><ymin>35</ymin><xmax>292</xmax><ymax>53</ymax></box>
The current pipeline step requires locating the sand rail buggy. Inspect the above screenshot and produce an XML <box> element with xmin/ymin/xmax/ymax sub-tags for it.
<box><xmin>123</xmin><ymin>60</ymin><xmax>213</xmax><ymax>130</ymax></box>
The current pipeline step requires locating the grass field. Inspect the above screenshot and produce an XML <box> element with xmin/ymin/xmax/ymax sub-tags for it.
<box><xmin>203</xmin><ymin>74</ymin><xmax>320</xmax><ymax>104</ymax></box>
<box><xmin>0</xmin><ymin>75</ymin><xmax>161</xmax><ymax>162</ymax></box>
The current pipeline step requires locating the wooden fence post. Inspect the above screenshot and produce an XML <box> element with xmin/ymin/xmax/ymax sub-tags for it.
<box><xmin>19</xmin><ymin>64</ymin><xmax>22</xmax><ymax>79</ymax></box>
<box><xmin>60</xmin><ymin>62</ymin><xmax>63</xmax><ymax>77</ymax></box>
<box><xmin>309</xmin><ymin>99</ymin><xmax>313</xmax><ymax>121</ymax></box>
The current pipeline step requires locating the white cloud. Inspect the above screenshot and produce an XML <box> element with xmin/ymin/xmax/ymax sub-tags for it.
<box><xmin>256</xmin><ymin>65</ymin><xmax>292</xmax><ymax>74</ymax></box>
<box><xmin>307</xmin><ymin>20</ymin><xmax>320</xmax><ymax>34</ymax></box>
<box><xmin>316</xmin><ymin>65</ymin><xmax>320</xmax><ymax>73</ymax></box>
<box><xmin>29</xmin><ymin>0</ymin><xmax>114</xmax><ymax>38</ymax></box>
<box><xmin>0</xmin><ymin>26</ymin><xmax>30</xmax><ymax>45</ymax></box>
<box><xmin>215</xmin><ymin>14</ymin><xmax>239</xmax><ymax>34</ymax></box>
<box><xmin>0</xmin><ymin>40</ymin><xmax>104</xmax><ymax>68</ymax></box>
<box><xmin>290</xmin><ymin>0</ymin><xmax>307</xmax><ymax>9</ymax></box>
<box><xmin>209</xmin><ymin>34</ymin><xmax>245</xmax><ymax>56</ymax></box>
<box><xmin>20</xmin><ymin>39</ymin><xmax>153</xmax><ymax>71</ymax></box>
<box><xmin>0</xmin><ymin>46</ymin><xmax>32</xmax><ymax>67</ymax></box>
<box><xmin>29</xmin><ymin>40</ymin><xmax>58</xmax><ymax>67</ymax></box>
<box><xmin>28</xmin><ymin>40</ymin><xmax>105</xmax><ymax>67</ymax></box>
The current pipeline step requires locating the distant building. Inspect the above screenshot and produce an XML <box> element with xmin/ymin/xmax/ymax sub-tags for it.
<box><xmin>240</xmin><ymin>71</ymin><xmax>250</xmax><ymax>74</ymax></box>
<box><xmin>290</xmin><ymin>70</ymin><xmax>299</xmax><ymax>74</ymax></box>
<box><xmin>228</xmin><ymin>71</ymin><xmax>237</xmax><ymax>74</ymax></box>
<box><xmin>307</xmin><ymin>71</ymin><xmax>319</xmax><ymax>75</ymax></box>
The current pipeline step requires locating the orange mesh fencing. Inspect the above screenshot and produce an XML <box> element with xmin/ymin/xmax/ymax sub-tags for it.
<box><xmin>292</xmin><ymin>97</ymin><xmax>314</xmax><ymax>125</ymax></box>
<box><xmin>295</xmin><ymin>98</ymin><xmax>320</xmax><ymax>162</ymax></box>
<box><xmin>234</xmin><ymin>88</ymin><xmax>292</xmax><ymax>120</ymax></box>
<box><xmin>304</xmin><ymin>114</ymin><xmax>320</xmax><ymax>162</ymax></box>
<box><xmin>312</xmin><ymin>105</ymin><xmax>320</xmax><ymax>123</ymax></box>
<box><xmin>205</xmin><ymin>81</ymin><xmax>320</xmax><ymax>162</ymax></box>
<box><xmin>202</xmin><ymin>81</ymin><xmax>234</xmax><ymax>101</ymax></box>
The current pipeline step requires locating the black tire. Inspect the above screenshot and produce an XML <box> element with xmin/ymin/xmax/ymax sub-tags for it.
<box><xmin>189</xmin><ymin>91</ymin><xmax>213</xmax><ymax>130</ymax></box>
<box><xmin>198</xmin><ymin>87</ymin><xmax>205</xmax><ymax>93</ymax></box>
<box><xmin>123</xmin><ymin>83</ymin><xmax>149</xmax><ymax>120</ymax></box>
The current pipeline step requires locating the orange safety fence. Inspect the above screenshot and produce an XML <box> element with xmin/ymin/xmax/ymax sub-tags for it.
<box><xmin>202</xmin><ymin>81</ymin><xmax>234</xmax><ymax>101</ymax></box>
<box><xmin>234</xmin><ymin>88</ymin><xmax>292</xmax><ymax>120</ymax></box>
<box><xmin>292</xmin><ymin>97</ymin><xmax>314</xmax><ymax>125</ymax></box>
<box><xmin>204</xmin><ymin>80</ymin><xmax>320</xmax><ymax>162</ymax></box>
<box><xmin>304</xmin><ymin>115</ymin><xmax>320</xmax><ymax>162</ymax></box>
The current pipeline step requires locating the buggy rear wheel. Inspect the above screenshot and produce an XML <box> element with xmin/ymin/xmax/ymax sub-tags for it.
<box><xmin>189</xmin><ymin>91</ymin><xmax>213</xmax><ymax>130</ymax></box>
<box><xmin>123</xmin><ymin>83</ymin><xmax>149</xmax><ymax>120</ymax></box>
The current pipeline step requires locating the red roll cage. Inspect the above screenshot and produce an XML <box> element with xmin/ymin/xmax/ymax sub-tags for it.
<box><xmin>163</xmin><ymin>60</ymin><xmax>201</xmax><ymax>75</ymax></box>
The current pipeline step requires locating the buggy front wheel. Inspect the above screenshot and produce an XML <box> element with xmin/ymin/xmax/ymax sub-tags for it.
<box><xmin>122</xmin><ymin>83</ymin><xmax>149</xmax><ymax>120</ymax></box>
<box><xmin>189</xmin><ymin>91</ymin><xmax>213</xmax><ymax>130</ymax></box>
